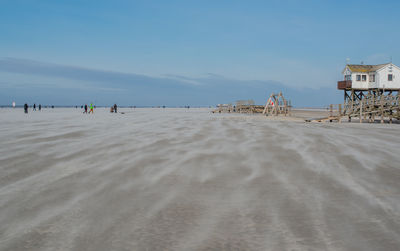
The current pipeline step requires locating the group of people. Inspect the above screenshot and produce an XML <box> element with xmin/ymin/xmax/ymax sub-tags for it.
<box><xmin>81</xmin><ymin>103</ymin><xmax>119</xmax><ymax>114</ymax></box>
<box><xmin>110</xmin><ymin>104</ymin><xmax>118</xmax><ymax>113</ymax></box>
<box><xmin>21</xmin><ymin>103</ymin><xmax>119</xmax><ymax>115</ymax></box>
<box><xmin>82</xmin><ymin>104</ymin><xmax>95</xmax><ymax>114</ymax></box>
<box><xmin>23</xmin><ymin>103</ymin><xmax>42</xmax><ymax>113</ymax></box>
<box><xmin>81</xmin><ymin>104</ymin><xmax>119</xmax><ymax>114</ymax></box>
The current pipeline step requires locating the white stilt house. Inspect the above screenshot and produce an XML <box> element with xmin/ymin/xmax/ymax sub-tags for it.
<box><xmin>337</xmin><ymin>62</ymin><xmax>400</xmax><ymax>123</ymax></box>
<box><xmin>339</xmin><ymin>63</ymin><xmax>400</xmax><ymax>90</ymax></box>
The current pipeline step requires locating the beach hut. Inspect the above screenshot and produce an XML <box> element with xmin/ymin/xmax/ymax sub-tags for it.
<box><xmin>337</xmin><ymin>63</ymin><xmax>400</xmax><ymax>123</ymax></box>
<box><xmin>338</xmin><ymin>63</ymin><xmax>400</xmax><ymax>90</ymax></box>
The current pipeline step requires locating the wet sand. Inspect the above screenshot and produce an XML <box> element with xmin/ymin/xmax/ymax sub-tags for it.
<box><xmin>1</xmin><ymin>108</ymin><xmax>400</xmax><ymax>250</ymax></box>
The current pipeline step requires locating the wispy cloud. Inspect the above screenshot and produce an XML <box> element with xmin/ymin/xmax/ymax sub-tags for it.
<box><xmin>0</xmin><ymin>57</ymin><xmax>197</xmax><ymax>88</ymax></box>
<box><xmin>0</xmin><ymin>57</ymin><xmax>342</xmax><ymax>107</ymax></box>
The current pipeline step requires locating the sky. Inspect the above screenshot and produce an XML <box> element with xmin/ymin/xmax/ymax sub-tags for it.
<box><xmin>1</xmin><ymin>0</ymin><xmax>399</xmax><ymax>107</ymax></box>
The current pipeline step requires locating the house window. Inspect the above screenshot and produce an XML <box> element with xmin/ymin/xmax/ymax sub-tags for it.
<box><xmin>345</xmin><ymin>75</ymin><xmax>351</xmax><ymax>81</ymax></box>
<box><xmin>388</xmin><ymin>74</ymin><xmax>393</xmax><ymax>81</ymax></box>
<box><xmin>369</xmin><ymin>74</ymin><xmax>375</xmax><ymax>82</ymax></box>
<box><xmin>362</xmin><ymin>75</ymin><xmax>367</xmax><ymax>81</ymax></box>
<box><xmin>356</xmin><ymin>75</ymin><xmax>361</xmax><ymax>81</ymax></box>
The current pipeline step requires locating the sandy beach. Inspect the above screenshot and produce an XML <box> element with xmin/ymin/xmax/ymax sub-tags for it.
<box><xmin>1</xmin><ymin>108</ymin><xmax>400</xmax><ymax>251</ymax></box>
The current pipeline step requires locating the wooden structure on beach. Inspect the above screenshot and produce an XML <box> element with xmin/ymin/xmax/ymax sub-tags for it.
<box><xmin>337</xmin><ymin>63</ymin><xmax>400</xmax><ymax>123</ymax></box>
<box><xmin>212</xmin><ymin>100</ymin><xmax>264</xmax><ymax>114</ymax></box>
<box><xmin>305</xmin><ymin>104</ymin><xmax>343</xmax><ymax>122</ymax></box>
<box><xmin>212</xmin><ymin>92</ymin><xmax>292</xmax><ymax>115</ymax></box>
<box><xmin>213</xmin><ymin>104</ymin><xmax>234</xmax><ymax>113</ymax></box>
<box><xmin>263</xmin><ymin>92</ymin><xmax>292</xmax><ymax>116</ymax></box>
<box><xmin>236</xmin><ymin>100</ymin><xmax>260</xmax><ymax>113</ymax></box>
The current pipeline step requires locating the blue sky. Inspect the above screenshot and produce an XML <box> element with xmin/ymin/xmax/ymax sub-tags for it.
<box><xmin>1</xmin><ymin>0</ymin><xmax>399</xmax><ymax>106</ymax></box>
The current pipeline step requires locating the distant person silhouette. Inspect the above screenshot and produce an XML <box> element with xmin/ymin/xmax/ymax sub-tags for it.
<box><xmin>33</xmin><ymin>103</ymin><xmax>36</xmax><ymax>111</ymax></box>
<box><xmin>114</xmin><ymin>104</ymin><xmax>117</xmax><ymax>113</ymax></box>
<box><xmin>24</xmin><ymin>103</ymin><xmax>28</xmax><ymax>114</ymax></box>
<box><xmin>84</xmin><ymin>104</ymin><xmax>88</xmax><ymax>114</ymax></box>
<box><xmin>89</xmin><ymin>103</ymin><xmax>94</xmax><ymax>114</ymax></box>
<box><xmin>38</xmin><ymin>104</ymin><xmax>41</xmax><ymax>111</ymax></box>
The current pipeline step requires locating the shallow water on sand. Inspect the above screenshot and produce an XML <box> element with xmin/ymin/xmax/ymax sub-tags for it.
<box><xmin>1</xmin><ymin>108</ymin><xmax>400</xmax><ymax>250</ymax></box>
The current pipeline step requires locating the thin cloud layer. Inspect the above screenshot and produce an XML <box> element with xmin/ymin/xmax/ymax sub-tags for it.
<box><xmin>0</xmin><ymin>58</ymin><xmax>342</xmax><ymax>107</ymax></box>
<box><xmin>0</xmin><ymin>58</ymin><xmax>194</xmax><ymax>88</ymax></box>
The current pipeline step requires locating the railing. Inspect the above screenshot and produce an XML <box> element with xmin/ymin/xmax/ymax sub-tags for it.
<box><xmin>337</xmin><ymin>80</ymin><xmax>352</xmax><ymax>90</ymax></box>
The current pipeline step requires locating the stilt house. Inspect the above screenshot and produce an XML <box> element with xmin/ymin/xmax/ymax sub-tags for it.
<box><xmin>338</xmin><ymin>63</ymin><xmax>400</xmax><ymax>90</ymax></box>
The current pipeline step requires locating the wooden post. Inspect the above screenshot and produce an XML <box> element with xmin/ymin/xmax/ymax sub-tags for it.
<box><xmin>380</xmin><ymin>91</ymin><xmax>384</xmax><ymax>124</ymax></box>
<box><xmin>372</xmin><ymin>91</ymin><xmax>376</xmax><ymax>122</ymax></box>
<box><xmin>284</xmin><ymin>99</ymin><xmax>286</xmax><ymax>115</ymax></box>
<box><xmin>348</xmin><ymin>90</ymin><xmax>354</xmax><ymax>122</ymax></box>
<box><xmin>363</xmin><ymin>95</ymin><xmax>367</xmax><ymax>121</ymax></box>
<box><xmin>397</xmin><ymin>92</ymin><xmax>400</xmax><ymax>121</ymax></box>
<box><xmin>359</xmin><ymin>99</ymin><xmax>363</xmax><ymax>123</ymax></box>
<box><xmin>368</xmin><ymin>94</ymin><xmax>372</xmax><ymax>123</ymax></box>
<box><xmin>387</xmin><ymin>93</ymin><xmax>392</xmax><ymax>124</ymax></box>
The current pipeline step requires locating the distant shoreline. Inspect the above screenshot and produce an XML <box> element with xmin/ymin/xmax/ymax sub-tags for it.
<box><xmin>0</xmin><ymin>105</ymin><xmax>328</xmax><ymax>110</ymax></box>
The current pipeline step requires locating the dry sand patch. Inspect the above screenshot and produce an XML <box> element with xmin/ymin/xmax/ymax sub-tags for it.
<box><xmin>0</xmin><ymin>108</ymin><xmax>400</xmax><ymax>250</ymax></box>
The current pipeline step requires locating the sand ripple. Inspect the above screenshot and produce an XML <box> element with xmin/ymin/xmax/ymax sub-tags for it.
<box><xmin>0</xmin><ymin>108</ymin><xmax>400</xmax><ymax>250</ymax></box>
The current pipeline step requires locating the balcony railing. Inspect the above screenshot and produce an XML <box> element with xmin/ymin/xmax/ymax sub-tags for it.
<box><xmin>337</xmin><ymin>80</ymin><xmax>352</xmax><ymax>90</ymax></box>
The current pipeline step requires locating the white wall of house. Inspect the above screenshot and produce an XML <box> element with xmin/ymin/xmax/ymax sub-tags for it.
<box><xmin>368</xmin><ymin>73</ymin><xmax>377</xmax><ymax>89</ymax></box>
<box><xmin>343</xmin><ymin>64</ymin><xmax>400</xmax><ymax>90</ymax></box>
<box><xmin>376</xmin><ymin>64</ymin><xmax>400</xmax><ymax>89</ymax></box>
<box><xmin>350</xmin><ymin>72</ymin><xmax>369</xmax><ymax>89</ymax></box>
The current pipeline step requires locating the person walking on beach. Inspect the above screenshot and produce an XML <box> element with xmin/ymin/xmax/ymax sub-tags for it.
<box><xmin>84</xmin><ymin>104</ymin><xmax>88</xmax><ymax>114</ymax></box>
<box><xmin>24</xmin><ymin>103</ymin><xmax>28</xmax><ymax>114</ymax></box>
<box><xmin>38</xmin><ymin>104</ymin><xmax>41</xmax><ymax>111</ymax></box>
<box><xmin>33</xmin><ymin>103</ymin><xmax>36</xmax><ymax>111</ymax></box>
<box><xmin>89</xmin><ymin>103</ymin><xmax>94</xmax><ymax>114</ymax></box>
<box><xmin>114</xmin><ymin>104</ymin><xmax>117</xmax><ymax>113</ymax></box>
